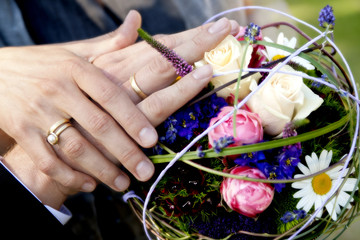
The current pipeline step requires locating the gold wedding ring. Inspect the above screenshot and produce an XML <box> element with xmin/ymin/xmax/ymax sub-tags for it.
<box><xmin>46</xmin><ymin>119</ymin><xmax>72</xmax><ymax>145</ymax></box>
<box><xmin>130</xmin><ymin>74</ymin><xmax>147</xmax><ymax>99</ymax></box>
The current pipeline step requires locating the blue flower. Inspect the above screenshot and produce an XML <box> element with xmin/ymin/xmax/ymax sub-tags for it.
<box><xmin>197</xmin><ymin>94</ymin><xmax>227</xmax><ymax>129</ymax></box>
<box><xmin>197</xmin><ymin>146</ymin><xmax>205</xmax><ymax>158</ymax></box>
<box><xmin>174</xmin><ymin>109</ymin><xmax>199</xmax><ymax>140</ymax></box>
<box><xmin>280</xmin><ymin>211</ymin><xmax>295</xmax><ymax>223</ymax></box>
<box><xmin>160</xmin><ymin>117</ymin><xmax>178</xmax><ymax>144</ymax></box>
<box><xmin>212</xmin><ymin>136</ymin><xmax>235</xmax><ymax>154</ymax></box>
<box><xmin>278</xmin><ymin>145</ymin><xmax>301</xmax><ymax>178</ymax></box>
<box><xmin>280</xmin><ymin>209</ymin><xmax>307</xmax><ymax>223</ymax></box>
<box><xmin>234</xmin><ymin>151</ymin><xmax>266</xmax><ymax>166</ymax></box>
<box><xmin>257</xmin><ymin>162</ymin><xmax>286</xmax><ymax>193</ymax></box>
<box><xmin>318</xmin><ymin>5</ymin><xmax>335</xmax><ymax>29</ymax></box>
<box><xmin>244</xmin><ymin>22</ymin><xmax>261</xmax><ymax>43</ymax></box>
<box><xmin>293</xmin><ymin>209</ymin><xmax>307</xmax><ymax>220</ymax></box>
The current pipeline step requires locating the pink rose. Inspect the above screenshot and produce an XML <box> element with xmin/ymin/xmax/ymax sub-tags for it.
<box><xmin>208</xmin><ymin>106</ymin><xmax>263</xmax><ymax>148</ymax></box>
<box><xmin>220</xmin><ymin>166</ymin><xmax>274</xmax><ymax>218</ymax></box>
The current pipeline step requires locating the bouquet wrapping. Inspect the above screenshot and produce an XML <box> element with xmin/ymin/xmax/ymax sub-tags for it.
<box><xmin>125</xmin><ymin>6</ymin><xmax>360</xmax><ymax>240</ymax></box>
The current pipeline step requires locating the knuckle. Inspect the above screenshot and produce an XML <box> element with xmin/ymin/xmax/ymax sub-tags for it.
<box><xmin>157</xmin><ymin>34</ymin><xmax>177</xmax><ymax>49</ymax></box>
<box><xmin>119</xmin><ymin>147</ymin><xmax>141</xmax><ymax>167</ymax></box>
<box><xmin>96</xmin><ymin>167</ymin><xmax>109</xmax><ymax>182</ymax></box>
<box><xmin>37</xmin><ymin>157</ymin><xmax>56</xmax><ymax>175</ymax></box>
<box><xmin>191</xmin><ymin>35</ymin><xmax>205</xmax><ymax>49</ymax></box>
<box><xmin>9</xmin><ymin>122</ymin><xmax>28</xmax><ymax>139</ymax></box>
<box><xmin>173</xmin><ymin>80</ymin><xmax>188</xmax><ymax>96</ymax></box>
<box><xmin>63</xmin><ymin>137</ymin><xmax>86</xmax><ymax>159</ymax></box>
<box><xmin>148</xmin><ymin>56</ymin><xmax>172</xmax><ymax>75</ymax></box>
<box><xmin>37</xmin><ymin>79</ymin><xmax>64</xmax><ymax>97</ymax></box>
<box><xmin>144</xmin><ymin>93</ymin><xmax>165</xmax><ymax>119</ymax></box>
<box><xmin>60</xmin><ymin>174</ymin><xmax>77</xmax><ymax>188</ymax></box>
<box><xmin>64</xmin><ymin>57</ymin><xmax>87</xmax><ymax>78</ymax></box>
<box><xmin>88</xmin><ymin>112</ymin><xmax>113</xmax><ymax>135</ymax></box>
<box><xmin>98</xmin><ymin>86</ymin><xmax>118</xmax><ymax>105</ymax></box>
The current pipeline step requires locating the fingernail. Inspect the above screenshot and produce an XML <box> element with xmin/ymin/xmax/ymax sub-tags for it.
<box><xmin>81</xmin><ymin>182</ymin><xmax>95</xmax><ymax>192</ymax></box>
<box><xmin>114</xmin><ymin>175</ymin><xmax>130</xmax><ymax>191</ymax></box>
<box><xmin>139</xmin><ymin>127</ymin><xmax>158</xmax><ymax>147</ymax></box>
<box><xmin>193</xmin><ymin>65</ymin><xmax>213</xmax><ymax>82</ymax></box>
<box><xmin>230</xmin><ymin>21</ymin><xmax>240</xmax><ymax>35</ymax></box>
<box><xmin>136</xmin><ymin>160</ymin><xmax>154</xmax><ymax>181</ymax></box>
<box><xmin>208</xmin><ymin>18</ymin><xmax>228</xmax><ymax>34</ymax></box>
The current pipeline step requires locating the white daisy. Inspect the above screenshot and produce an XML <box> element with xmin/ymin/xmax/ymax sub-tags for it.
<box><xmin>262</xmin><ymin>32</ymin><xmax>315</xmax><ymax>70</ymax></box>
<box><xmin>291</xmin><ymin>150</ymin><xmax>358</xmax><ymax>221</ymax></box>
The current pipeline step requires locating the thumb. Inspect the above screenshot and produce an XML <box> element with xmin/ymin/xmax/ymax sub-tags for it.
<box><xmin>62</xmin><ymin>10</ymin><xmax>142</xmax><ymax>60</ymax></box>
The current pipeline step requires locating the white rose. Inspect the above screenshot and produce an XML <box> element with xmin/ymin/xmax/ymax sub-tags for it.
<box><xmin>247</xmin><ymin>65</ymin><xmax>323</xmax><ymax>136</ymax></box>
<box><xmin>194</xmin><ymin>35</ymin><xmax>260</xmax><ymax>99</ymax></box>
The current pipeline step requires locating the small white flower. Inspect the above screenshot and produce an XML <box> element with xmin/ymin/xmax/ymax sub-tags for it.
<box><xmin>292</xmin><ymin>150</ymin><xmax>358</xmax><ymax>221</ymax></box>
<box><xmin>263</xmin><ymin>32</ymin><xmax>314</xmax><ymax>70</ymax></box>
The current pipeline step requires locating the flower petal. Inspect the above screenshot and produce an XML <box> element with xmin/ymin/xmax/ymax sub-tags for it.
<box><xmin>328</xmin><ymin>167</ymin><xmax>348</xmax><ymax>179</ymax></box>
<box><xmin>341</xmin><ymin>178</ymin><xmax>358</xmax><ymax>192</ymax></box>
<box><xmin>294</xmin><ymin>83</ymin><xmax>324</xmax><ymax>121</ymax></box>
<box><xmin>292</xmin><ymin>180</ymin><xmax>311</xmax><ymax>189</ymax></box>
<box><xmin>325</xmin><ymin>199</ymin><xmax>338</xmax><ymax>221</ymax></box>
<box><xmin>306</xmin><ymin>154</ymin><xmax>319</xmax><ymax>174</ymax></box>
<box><xmin>298</xmin><ymin>193</ymin><xmax>316</xmax><ymax>212</ymax></box>
<box><xmin>297</xmin><ymin>162</ymin><xmax>310</xmax><ymax>176</ymax></box>
<box><xmin>337</xmin><ymin>191</ymin><xmax>353</xmax><ymax>207</ymax></box>
<box><xmin>319</xmin><ymin>150</ymin><xmax>331</xmax><ymax>170</ymax></box>
<box><xmin>293</xmin><ymin>184</ymin><xmax>312</xmax><ymax>198</ymax></box>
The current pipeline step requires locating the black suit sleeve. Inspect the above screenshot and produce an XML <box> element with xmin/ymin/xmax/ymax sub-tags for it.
<box><xmin>0</xmin><ymin>163</ymin><xmax>76</xmax><ymax>240</ymax></box>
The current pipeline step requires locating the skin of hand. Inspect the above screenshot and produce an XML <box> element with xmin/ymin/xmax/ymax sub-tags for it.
<box><xmin>0</xmin><ymin>10</ymin><xmax>239</xmax><ymax>194</ymax></box>
<box><xmin>1</xmin><ymin>63</ymin><xmax>215</xmax><ymax>210</ymax></box>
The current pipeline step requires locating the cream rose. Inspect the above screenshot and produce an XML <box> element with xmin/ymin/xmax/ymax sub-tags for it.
<box><xmin>194</xmin><ymin>35</ymin><xmax>260</xmax><ymax>99</ymax></box>
<box><xmin>247</xmin><ymin>65</ymin><xmax>323</xmax><ymax>135</ymax></box>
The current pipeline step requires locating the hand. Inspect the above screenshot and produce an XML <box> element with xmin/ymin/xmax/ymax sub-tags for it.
<box><xmin>60</xmin><ymin>16</ymin><xmax>238</xmax><ymax>186</ymax></box>
<box><xmin>1</xmin><ymin>64</ymin><xmax>214</xmax><ymax>210</ymax></box>
<box><xmin>0</xmin><ymin>10</ymin><xmax>239</xmax><ymax>193</ymax></box>
<box><xmin>0</xmin><ymin>11</ymin><xmax>154</xmax><ymax>193</ymax></box>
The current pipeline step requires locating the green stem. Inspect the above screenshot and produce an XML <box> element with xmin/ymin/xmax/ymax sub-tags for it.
<box><xmin>233</xmin><ymin>42</ymin><xmax>250</xmax><ymax>137</ymax></box>
<box><xmin>150</xmin><ymin>114</ymin><xmax>349</xmax><ymax>163</ymax></box>
<box><xmin>182</xmin><ymin>154</ymin><xmax>347</xmax><ymax>183</ymax></box>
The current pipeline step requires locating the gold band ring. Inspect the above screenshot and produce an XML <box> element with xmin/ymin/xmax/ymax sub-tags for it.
<box><xmin>47</xmin><ymin>119</ymin><xmax>72</xmax><ymax>145</ymax></box>
<box><xmin>130</xmin><ymin>74</ymin><xmax>147</xmax><ymax>99</ymax></box>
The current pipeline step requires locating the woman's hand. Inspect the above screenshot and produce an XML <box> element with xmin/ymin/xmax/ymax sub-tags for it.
<box><xmin>0</xmin><ymin>10</ymin><xmax>239</xmax><ymax>194</ymax></box>
<box><xmin>1</xmin><ymin>64</ymin><xmax>214</xmax><ymax>210</ymax></box>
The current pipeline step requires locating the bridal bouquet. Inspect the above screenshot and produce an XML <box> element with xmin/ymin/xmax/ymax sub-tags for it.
<box><xmin>126</xmin><ymin>5</ymin><xmax>360</xmax><ymax>240</ymax></box>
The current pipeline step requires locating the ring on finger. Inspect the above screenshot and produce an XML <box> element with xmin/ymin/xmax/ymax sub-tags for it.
<box><xmin>47</xmin><ymin>119</ymin><xmax>72</xmax><ymax>145</ymax></box>
<box><xmin>130</xmin><ymin>74</ymin><xmax>147</xmax><ymax>99</ymax></box>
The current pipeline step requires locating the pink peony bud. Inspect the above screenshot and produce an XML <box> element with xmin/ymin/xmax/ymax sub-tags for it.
<box><xmin>220</xmin><ymin>166</ymin><xmax>274</xmax><ymax>218</ymax></box>
<box><xmin>208</xmin><ymin>106</ymin><xmax>263</xmax><ymax>148</ymax></box>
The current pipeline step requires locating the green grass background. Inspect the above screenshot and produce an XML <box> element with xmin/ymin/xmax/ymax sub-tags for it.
<box><xmin>286</xmin><ymin>0</ymin><xmax>360</xmax><ymax>89</ymax></box>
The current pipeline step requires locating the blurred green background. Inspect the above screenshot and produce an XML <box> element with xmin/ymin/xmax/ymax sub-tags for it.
<box><xmin>286</xmin><ymin>0</ymin><xmax>360</xmax><ymax>89</ymax></box>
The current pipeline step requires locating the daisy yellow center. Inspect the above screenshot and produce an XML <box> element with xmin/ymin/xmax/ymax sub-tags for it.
<box><xmin>272</xmin><ymin>54</ymin><xmax>286</xmax><ymax>61</ymax></box>
<box><xmin>312</xmin><ymin>173</ymin><xmax>332</xmax><ymax>195</ymax></box>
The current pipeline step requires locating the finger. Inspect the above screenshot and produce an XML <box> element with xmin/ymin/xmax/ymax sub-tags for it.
<box><xmin>68</xmin><ymin>119</ymin><xmax>155</xmax><ymax>182</ymax></box>
<box><xmin>124</xmin><ymin>18</ymin><xmax>232</xmax><ymax>103</ymax></box>
<box><xmin>53</xmin><ymin>127</ymin><xmax>131</xmax><ymax>191</ymax></box>
<box><xmin>97</xmin><ymin>17</ymin><xmax>239</xmax><ymax>69</ymax></box>
<box><xmin>62</xmin><ymin>10</ymin><xmax>142</xmax><ymax>60</ymax></box>
<box><xmin>94</xmin><ymin>22</ymin><xmax>211</xmax><ymax>70</ymax></box>
<box><xmin>93</xmin><ymin>18</ymin><xmax>236</xmax><ymax>84</ymax></box>
<box><xmin>137</xmin><ymin>65</ymin><xmax>213</xmax><ymax>126</ymax></box>
<box><xmin>59</xmin><ymin>65</ymin><xmax>156</xmax><ymax>181</ymax></box>
<box><xmin>19</xmin><ymin>132</ymin><xmax>97</xmax><ymax>193</ymax></box>
<box><xmin>68</xmin><ymin>60</ymin><xmax>158</xmax><ymax>148</ymax></box>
